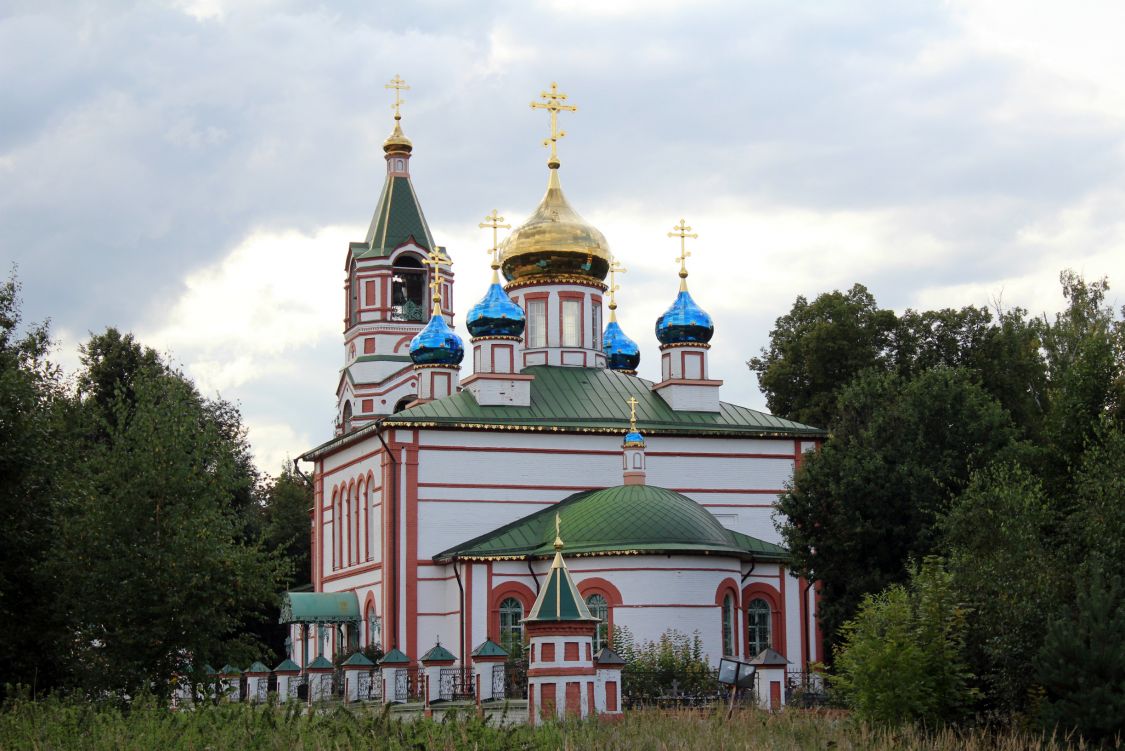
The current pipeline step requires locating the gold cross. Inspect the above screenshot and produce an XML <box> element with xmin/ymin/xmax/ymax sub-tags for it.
<box><xmin>385</xmin><ymin>75</ymin><xmax>410</xmax><ymax>119</ymax></box>
<box><xmin>422</xmin><ymin>247</ymin><xmax>449</xmax><ymax>314</ymax></box>
<box><xmin>668</xmin><ymin>219</ymin><xmax>697</xmax><ymax>291</ymax></box>
<box><xmin>530</xmin><ymin>82</ymin><xmax>577</xmax><ymax>168</ymax></box>
<box><xmin>607</xmin><ymin>259</ymin><xmax>627</xmax><ymax>320</ymax></box>
<box><xmin>479</xmin><ymin>210</ymin><xmax>511</xmax><ymax>271</ymax></box>
<box><xmin>626</xmin><ymin>396</ymin><xmax>639</xmax><ymax>432</ymax></box>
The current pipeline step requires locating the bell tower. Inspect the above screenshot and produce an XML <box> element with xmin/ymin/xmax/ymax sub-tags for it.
<box><xmin>336</xmin><ymin>76</ymin><xmax>454</xmax><ymax>434</ymax></box>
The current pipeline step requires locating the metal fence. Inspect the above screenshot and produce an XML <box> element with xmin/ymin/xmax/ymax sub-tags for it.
<box><xmin>784</xmin><ymin>671</ymin><xmax>831</xmax><ymax>708</ymax></box>
<box><xmin>357</xmin><ymin>670</ymin><xmax>383</xmax><ymax>701</ymax></box>
<box><xmin>438</xmin><ymin>667</ymin><xmax>475</xmax><ymax>702</ymax></box>
<box><xmin>504</xmin><ymin>659</ymin><xmax>528</xmax><ymax>699</ymax></box>
<box><xmin>621</xmin><ymin>669</ymin><xmax>726</xmax><ymax>709</ymax></box>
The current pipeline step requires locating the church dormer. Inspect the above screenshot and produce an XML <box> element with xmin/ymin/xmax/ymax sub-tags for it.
<box><xmin>335</xmin><ymin>76</ymin><xmax>454</xmax><ymax>435</ymax></box>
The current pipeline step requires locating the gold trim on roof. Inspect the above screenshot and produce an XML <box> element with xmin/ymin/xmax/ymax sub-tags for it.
<box><xmin>503</xmin><ymin>274</ymin><xmax>608</xmax><ymax>292</ymax></box>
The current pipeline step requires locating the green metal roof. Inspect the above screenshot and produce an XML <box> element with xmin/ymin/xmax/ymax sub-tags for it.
<box><xmin>245</xmin><ymin>661</ymin><xmax>270</xmax><ymax>674</ymax></box>
<box><xmin>301</xmin><ymin>365</ymin><xmax>823</xmax><ymax>461</ymax></box>
<box><xmin>343</xmin><ymin>652</ymin><xmax>375</xmax><ymax>667</ymax></box>
<box><xmin>274</xmin><ymin>658</ymin><xmax>301</xmax><ymax>672</ymax></box>
<box><xmin>434</xmin><ymin>484</ymin><xmax>788</xmax><ymax>563</ymax></box>
<box><xmin>379</xmin><ymin>648</ymin><xmax>411</xmax><ymax>665</ymax></box>
<box><xmin>279</xmin><ymin>591</ymin><xmax>360</xmax><ymax>624</ymax></box>
<box><xmin>420</xmin><ymin>643</ymin><xmax>457</xmax><ymax>662</ymax></box>
<box><xmin>388</xmin><ymin>366</ymin><xmax>823</xmax><ymax>437</ymax></box>
<box><xmin>470</xmin><ymin>639</ymin><xmax>509</xmax><ymax>658</ymax></box>
<box><xmin>594</xmin><ymin>647</ymin><xmax>626</xmax><ymax>666</ymax></box>
<box><xmin>307</xmin><ymin>655</ymin><xmax>334</xmax><ymax>670</ymax></box>
<box><xmin>219</xmin><ymin>664</ymin><xmax>241</xmax><ymax>675</ymax></box>
<box><xmin>358</xmin><ymin>175</ymin><xmax>436</xmax><ymax>257</ymax></box>
<box><xmin>526</xmin><ymin>548</ymin><xmax>599</xmax><ymax>623</ymax></box>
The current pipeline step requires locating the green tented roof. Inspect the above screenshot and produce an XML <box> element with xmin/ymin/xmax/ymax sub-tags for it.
<box><xmin>307</xmin><ymin>655</ymin><xmax>334</xmax><ymax>670</ymax></box>
<box><xmin>245</xmin><ymin>661</ymin><xmax>270</xmax><ymax>674</ymax></box>
<box><xmin>358</xmin><ymin>175</ymin><xmax>436</xmax><ymax>258</ymax></box>
<box><xmin>435</xmin><ymin>485</ymin><xmax>788</xmax><ymax>563</ymax></box>
<box><xmin>379</xmin><ymin>648</ymin><xmax>411</xmax><ymax>665</ymax></box>
<box><xmin>343</xmin><ymin>652</ymin><xmax>375</xmax><ymax>667</ymax></box>
<box><xmin>470</xmin><ymin>639</ymin><xmax>509</xmax><ymax>658</ymax></box>
<box><xmin>526</xmin><ymin>548</ymin><xmax>599</xmax><ymax>623</ymax></box>
<box><xmin>594</xmin><ymin>647</ymin><xmax>626</xmax><ymax>666</ymax></box>
<box><xmin>279</xmin><ymin>591</ymin><xmax>360</xmax><ymax>624</ymax></box>
<box><xmin>420</xmin><ymin>643</ymin><xmax>456</xmax><ymax>662</ymax></box>
<box><xmin>274</xmin><ymin>658</ymin><xmax>300</xmax><ymax>672</ymax></box>
<box><xmin>219</xmin><ymin>664</ymin><xmax>241</xmax><ymax>675</ymax></box>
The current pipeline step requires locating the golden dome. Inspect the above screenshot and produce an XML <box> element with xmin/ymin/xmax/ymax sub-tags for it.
<box><xmin>499</xmin><ymin>168</ymin><xmax>611</xmax><ymax>282</ymax></box>
<box><xmin>383</xmin><ymin>117</ymin><xmax>413</xmax><ymax>154</ymax></box>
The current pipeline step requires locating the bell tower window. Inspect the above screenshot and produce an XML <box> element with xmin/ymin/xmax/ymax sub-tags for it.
<box><xmin>391</xmin><ymin>255</ymin><xmax>426</xmax><ymax>322</ymax></box>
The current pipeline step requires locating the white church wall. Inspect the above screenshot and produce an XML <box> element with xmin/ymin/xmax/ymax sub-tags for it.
<box><xmin>783</xmin><ymin>568</ymin><xmax>803</xmax><ymax>669</ymax></box>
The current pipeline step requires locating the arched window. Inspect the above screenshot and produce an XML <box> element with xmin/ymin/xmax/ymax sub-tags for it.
<box><xmin>353</xmin><ymin>483</ymin><xmax>360</xmax><ymax>567</ymax></box>
<box><xmin>331</xmin><ymin>489</ymin><xmax>339</xmax><ymax>570</ymax></box>
<box><xmin>393</xmin><ymin>396</ymin><xmax>414</xmax><ymax>414</ymax></box>
<box><xmin>586</xmin><ymin>594</ymin><xmax>609</xmax><ymax>653</ymax></box>
<box><xmin>342</xmin><ymin>401</ymin><xmax>353</xmax><ymax>433</ymax></box>
<box><xmin>363</xmin><ymin>482</ymin><xmax>371</xmax><ymax>561</ymax></box>
<box><xmin>391</xmin><ymin>255</ymin><xmax>426</xmax><ymax>322</ymax></box>
<box><xmin>722</xmin><ymin>594</ymin><xmax>736</xmax><ymax>656</ymax></box>
<box><xmin>498</xmin><ymin>597</ymin><xmax>524</xmax><ymax>655</ymax></box>
<box><xmin>344</xmin><ymin>488</ymin><xmax>353</xmax><ymax>566</ymax></box>
<box><xmin>747</xmin><ymin>598</ymin><xmax>772</xmax><ymax>658</ymax></box>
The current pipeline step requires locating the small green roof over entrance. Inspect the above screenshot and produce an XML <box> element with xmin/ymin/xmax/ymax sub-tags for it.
<box><xmin>435</xmin><ymin>485</ymin><xmax>788</xmax><ymax>563</ymax></box>
<box><xmin>279</xmin><ymin>591</ymin><xmax>360</xmax><ymax>624</ymax></box>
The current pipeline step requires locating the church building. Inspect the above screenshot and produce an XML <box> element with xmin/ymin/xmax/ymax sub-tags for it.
<box><xmin>289</xmin><ymin>79</ymin><xmax>826</xmax><ymax>675</ymax></box>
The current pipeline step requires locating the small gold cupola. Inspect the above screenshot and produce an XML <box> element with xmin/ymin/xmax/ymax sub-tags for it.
<box><xmin>499</xmin><ymin>82</ymin><xmax>612</xmax><ymax>284</ymax></box>
<box><xmin>383</xmin><ymin>74</ymin><xmax>413</xmax><ymax>155</ymax></box>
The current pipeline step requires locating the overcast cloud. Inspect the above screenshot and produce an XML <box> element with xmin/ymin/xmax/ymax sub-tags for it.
<box><xmin>3</xmin><ymin>0</ymin><xmax>1124</xmax><ymax>474</ymax></box>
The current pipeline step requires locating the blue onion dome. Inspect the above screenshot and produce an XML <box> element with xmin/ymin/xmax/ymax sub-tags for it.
<box><xmin>623</xmin><ymin>429</ymin><xmax>645</xmax><ymax>447</ymax></box>
<box><xmin>655</xmin><ymin>289</ymin><xmax>714</xmax><ymax>344</ymax></box>
<box><xmin>409</xmin><ymin>312</ymin><xmax>464</xmax><ymax>366</ymax></box>
<box><xmin>603</xmin><ymin>320</ymin><xmax>640</xmax><ymax>372</ymax></box>
<box><xmin>466</xmin><ymin>282</ymin><xmax>526</xmax><ymax>338</ymax></box>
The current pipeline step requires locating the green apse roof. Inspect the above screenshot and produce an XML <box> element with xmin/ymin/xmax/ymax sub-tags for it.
<box><xmin>357</xmin><ymin>174</ymin><xmax>437</xmax><ymax>258</ymax></box>
<box><xmin>301</xmin><ymin>366</ymin><xmax>824</xmax><ymax>461</ymax></box>
<box><xmin>279</xmin><ymin>592</ymin><xmax>360</xmax><ymax>624</ymax></box>
<box><xmin>435</xmin><ymin>484</ymin><xmax>788</xmax><ymax>563</ymax></box>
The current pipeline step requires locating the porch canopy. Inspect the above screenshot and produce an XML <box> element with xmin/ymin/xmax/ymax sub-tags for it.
<box><xmin>279</xmin><ymin>591</ymin><xmax>360</xmax><ymax>625</ymax></box>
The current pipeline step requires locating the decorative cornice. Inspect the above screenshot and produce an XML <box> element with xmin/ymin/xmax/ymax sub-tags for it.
<box><xmin>504</xmin><ymin>275</ymin><xmax>608</xmax><ymax>293</ymax></box>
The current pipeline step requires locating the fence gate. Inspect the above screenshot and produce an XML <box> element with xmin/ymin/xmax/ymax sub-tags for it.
<box><xmin>357</xmin><ymin>670</ymin><xmax>382</xmax><ymax>701</ymax></box>
<box><xmin>492</xmin><ymin>665</ymin><xmax>506</xmax><ymax>699</ymax></box>
<box><xmin>438</xmin><ymin>667</ymin><xmax>475</xmax><ymax>701</ymax></box>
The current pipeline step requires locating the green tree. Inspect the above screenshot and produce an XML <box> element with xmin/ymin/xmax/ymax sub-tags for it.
<box><xmin>1040</xmin><ymin>271</ymin><xmax>1125</xmax><ymax>493</ymax></box>
<box><xmin>832</xmin><ymin>559</ymin><xmax>975</xmax><ymax>727</ymax></box>
<box><xmin>777</xmin><ymin>368</ymin><xmax>1019</xmax><ymax>652</ymax></box>
<box><xmin>50</xmin><ymin>355</ymin><xmax>288</xmax><ymax>698</ymax></box>
<box><xmin>1038</xmin><ymin>566</ymin><xmax>1125</xmax><ymax>742</ymax></box>
<box><xmin>748</xmin><ymin>284</ymin><xmax>897</xmax><ymax>428</ymax></box>
<box><xmin>941</xmin><ymin>463</ymin><xmax>1063</xmax><ymax>715</ymax></box>
<box><xmin>0</xmin><ymin>275</ymin><xmax>68</xmax><ymax>695</ymax></box>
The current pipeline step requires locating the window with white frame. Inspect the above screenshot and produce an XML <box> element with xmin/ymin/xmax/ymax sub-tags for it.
<box><xmin>499</xmin><ymin>598</ymin><xmax>524</xmax><ymax>655</ymax></box>
<box><xmin>586</xmin><ymin>594</ymin><xmax>609</xmax><ymax>652</ymax></box>
<box><xmin>527</xmin><ymin>300</ymin><xmax>547</xmax><ymax>348</ymax></box>
<box><xmin>562</xmin><ymin>299</ymin><xmax>581</xmax><ymax>347</ymax></box>
<box><xmin>747</xmin><ymin>598</ymin><xmax>771</xmax><ymax>657</ymax></box>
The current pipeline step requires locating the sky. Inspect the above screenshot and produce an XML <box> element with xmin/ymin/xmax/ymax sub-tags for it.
<box><xmin>3</xmin><ymin>0</ymin><xmax>1125</xmax><ymax>475</ymax></box>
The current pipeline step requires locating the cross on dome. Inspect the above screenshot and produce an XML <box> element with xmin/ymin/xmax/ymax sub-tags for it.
<box><xmin>479</xmin><ymin>209</ymin><xmax>511</xmax><ymax>277</ymax></box>
<box><xmin>626</xmin><ymin>396</ymin><xmax>639</xmax><ymax>432</ymax></box>
<box><xmin>530</xmin><ymin>82</ymin><xmax>577</xmax><ymax>169</ymax></box>
<box><xmin>385</xmin><ymin>74</ymin><xmax>410</xmax><ymax>120</ymax></box>
<box><xmin>423</xmin><ymin>248</ymin><xmax>450</xmax><ymax>315</ymax></box>
<box><xmin>669</xmin><ymin>219</ymin><xmax>697</xmax><ymax>291</ymax></box>
<box><xmin>607</xmin><ymin>260</ymin><xmax>627</xmax><ymax>321</ymax></box>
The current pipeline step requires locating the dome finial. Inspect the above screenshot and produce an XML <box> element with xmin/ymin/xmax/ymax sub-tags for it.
<box><xmin>383</xmin><ymin>74</ymin><xmax>413</xmax><ymax>153</ymax></box>
<box><xmin>668</xmin><ymin>219</ymin><xmax>697</xmax><ymax>292</ymax></box>
<box><xmin>530</xmin><ymin>82</ymin><xmax>577</xmax><ymax>170</ymax></box>
<box><xmin>479</xmin><ymin>209</ymin><xmax>511</xmax><ymax>284</ymax></box>
<box><xmin>626</xmin><ymin>396</ymin><xmax>639</xmax><ymax>434</ymax></box>
<box><xmin>422</xmin><ymin>247</ymin><xmax>449</xmax><ymax>318</ymax></box>
<box><xmin>607</xmin><ymin>260</ymin><xmax>626</xmax><ymax>323</ymax></box>
<box><xmin>554</xmin><ymin>512</ymin><xmax>564</xmax><ymax>551</ymax></box>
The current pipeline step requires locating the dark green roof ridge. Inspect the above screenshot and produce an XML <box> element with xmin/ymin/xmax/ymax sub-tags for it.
<box><xmin>360</xmin><ymin>175</ymin><xmax>436</xmax><ymax>257</ymax></box>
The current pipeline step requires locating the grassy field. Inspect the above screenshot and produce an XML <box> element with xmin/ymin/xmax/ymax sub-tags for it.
<box><xmin>0</xmin><ymin>698</ymin><xmax>1104</xmax><ymax>751</ymax></box>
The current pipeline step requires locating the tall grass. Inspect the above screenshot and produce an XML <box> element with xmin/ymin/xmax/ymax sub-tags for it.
<box><xmin>0</xmin><ymin>697</ymin><xmax>1105</xmax><ymax>750</ymax></box>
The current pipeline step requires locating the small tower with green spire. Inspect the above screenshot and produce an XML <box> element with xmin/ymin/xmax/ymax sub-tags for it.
<box><xmin>524</xmin><ymin>514</ymin><xmax>602</xmax><ymax>724</ymax></box>
<box><xmin>336</xmin><ymin>75</ymin><xmax>454</xmax><ymax>433</ymax></box>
